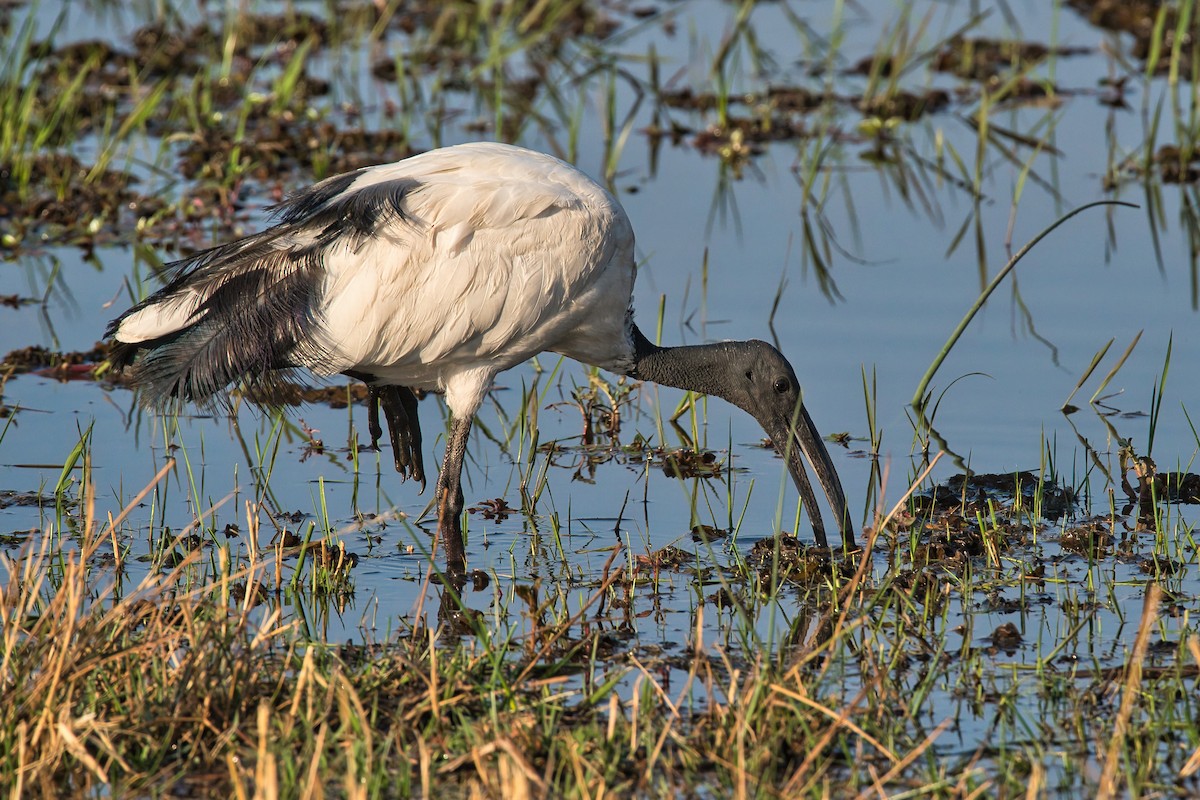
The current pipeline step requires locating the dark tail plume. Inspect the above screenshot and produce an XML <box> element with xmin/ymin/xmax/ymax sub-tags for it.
<box><xmin>106</xmin><ymin>167</ymin><xmax>415</xmax><ymax>408</ymax></box>
<box><xmin>107</xmin><ymin>240</ymin><xmax>327</xmax><ymax>409</ymax></box>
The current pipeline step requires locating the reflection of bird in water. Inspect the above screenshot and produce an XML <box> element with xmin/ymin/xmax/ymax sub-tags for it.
<box><xmin>107</xmin><ymin>142</ymin><xmax>853</xmax><ymax>575</ymax></box>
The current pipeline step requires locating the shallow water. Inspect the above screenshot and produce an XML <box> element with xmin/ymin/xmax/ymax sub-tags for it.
<box><xmin>2</xmin><ymin>0</ymin><xmax>1199</xmax><ymax>771</ymax></box>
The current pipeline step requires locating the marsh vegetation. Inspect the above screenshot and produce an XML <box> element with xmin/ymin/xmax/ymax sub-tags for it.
<box><xmin>3</xmin><ymin>0</ymin><xmax>1200</xmax><ymax>796</ymax></box>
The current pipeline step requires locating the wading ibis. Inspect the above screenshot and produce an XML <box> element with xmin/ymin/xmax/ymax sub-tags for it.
<box><xmin>107</xmin><ymin>142</ymin><xmax>854</xmax><ymax>574</ymax></box>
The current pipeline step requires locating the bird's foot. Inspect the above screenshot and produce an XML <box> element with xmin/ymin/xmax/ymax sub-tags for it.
<box><xmin>375</xmin><ymin>385</ymin><xmax>426</xmax><ymax>492</ymax></box>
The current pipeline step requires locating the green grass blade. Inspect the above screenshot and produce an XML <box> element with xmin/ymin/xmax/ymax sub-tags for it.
<box><xmin>1061</xmin><ymin>338</ymin><xmax>1113</xmax><ymax>411</ymax></box>
<box><xmin>1089</xmin><ymin>330</ymin><xmax>1143</xmax><ymax>405</ymax></box>
<box><xmin>912</xmin><ymin>200</ymin><xmax>1138</xmax><ymax>410</ymax></box>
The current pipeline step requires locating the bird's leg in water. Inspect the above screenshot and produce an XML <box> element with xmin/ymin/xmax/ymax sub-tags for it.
<box><xmin>436</xmin><ymin>415</ymin><xmax>472</xmax><ymax>576</ymax></box>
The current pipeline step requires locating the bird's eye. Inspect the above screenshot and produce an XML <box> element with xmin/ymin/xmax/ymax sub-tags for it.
<box><xmin>773</xmin><ymin>377</ymin><xmax>790</xmax><ymax>394</ymax></box>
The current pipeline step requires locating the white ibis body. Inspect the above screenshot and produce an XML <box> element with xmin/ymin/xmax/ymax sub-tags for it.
<box><xmin>107</xmin><ymin>142</ymin><xmax>853</xmax><ymax>573</ymax></box>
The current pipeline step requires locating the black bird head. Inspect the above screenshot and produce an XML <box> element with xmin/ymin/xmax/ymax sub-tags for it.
<box><xmin>630</xmin><ymin>330</ymin><xmax>852</xmax><ymax>549</ymax></box>
<box><xmin>718</xmin><ymin>340</ymin><xmax>852</xmax><ymax>549</ymax></box>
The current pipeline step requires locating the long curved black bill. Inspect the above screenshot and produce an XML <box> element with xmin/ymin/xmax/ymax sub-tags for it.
<box><xmin>765</xmin><ymin>403</ymin><xmax>854</xmax><ymax>550</ymax></box>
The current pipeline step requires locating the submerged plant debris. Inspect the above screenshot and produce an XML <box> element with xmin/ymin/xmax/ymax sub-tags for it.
<box><xmin>912</xmin><ymin>470</ymin><xmax>1078</xmax><ymax>519</ymax></box>
<box><xmin>3</xmin><ymin>0</ymin><xmax>1182</xmax><ymax>255</ymax></box>
<box><xmin>1068</xmin><ymin>0</ymin><xmax>1199</xmax><ymax>67</ymax></box>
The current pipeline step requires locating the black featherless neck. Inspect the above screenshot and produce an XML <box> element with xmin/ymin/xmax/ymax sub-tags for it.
<box><xmin>628</xmin><ymin>324</ymin><xmax>749</xmax><ymax>404</ymax></box>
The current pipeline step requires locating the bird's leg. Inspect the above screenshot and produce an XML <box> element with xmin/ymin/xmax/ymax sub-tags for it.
<box><xmin>436</xmin><ymin>415</ymin><xmax>472</xmax><ymax>577</ymax></box>
<box><xmin>376</xmin><ymin>385</ymin><xmax>426</xmax><ymax>492</ymax></box>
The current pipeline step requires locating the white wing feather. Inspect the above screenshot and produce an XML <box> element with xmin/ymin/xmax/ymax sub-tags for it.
<box><xmin>109</xmin><ymin>142</ymin><xmax>637</xmax><ymax>417</ymax></box>
<box><xmin>312</xmin><ymin>144</ymin><xmax>636</xmax><ymax>399</ymax></box>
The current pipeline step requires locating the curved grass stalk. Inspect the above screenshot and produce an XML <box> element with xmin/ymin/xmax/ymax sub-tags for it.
<box><xmin>912</xmin><ymin>200</ymin><xmax>1138</xmax><ymax>410</ymax></box>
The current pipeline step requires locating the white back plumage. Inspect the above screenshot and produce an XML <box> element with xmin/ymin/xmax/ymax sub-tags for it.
<box><xmin>110</xmin><ymin>142</ymin><xmax>638</xmax><ymax>416</ymax></box>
